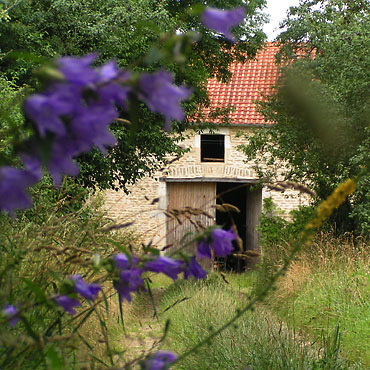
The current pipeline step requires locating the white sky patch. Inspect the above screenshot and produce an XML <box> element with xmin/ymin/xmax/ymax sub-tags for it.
<box><xmin>263</xmin><ymin>0</ymin><xmax>301</xmax><ymax>40</ymax></box>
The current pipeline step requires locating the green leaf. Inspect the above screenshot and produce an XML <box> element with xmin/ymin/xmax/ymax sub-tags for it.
<box><xmin>46</xmin><ymin>346</ymin><xmax>64</xmax><ymax>370</ymax></box>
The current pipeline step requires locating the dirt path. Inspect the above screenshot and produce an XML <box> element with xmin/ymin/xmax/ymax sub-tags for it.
<box><xmin>113</xmin><ymin>288</ymin><xmax>167</xmax><ymax>367</ymax></box>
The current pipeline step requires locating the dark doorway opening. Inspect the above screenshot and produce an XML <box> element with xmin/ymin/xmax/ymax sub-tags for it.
<box><xmin>216</xmin><ymin>182</ymin><xmax>247</xmax><ymax>272</ymax></box>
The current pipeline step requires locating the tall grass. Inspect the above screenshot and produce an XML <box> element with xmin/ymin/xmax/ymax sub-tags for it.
<box><xmin>262</xmin><ymin>233</ymin><xmax>369</xmax><ymax>367</ymax></box>
<box><xmin>2</xmin><ymin>181</ymin><xmax>368</xmax><ymax>368</ymax></box>
<box><xmin>159</xmin><ymin>274</ymin><xmax>358</xmax><ymax>369</ymax></box>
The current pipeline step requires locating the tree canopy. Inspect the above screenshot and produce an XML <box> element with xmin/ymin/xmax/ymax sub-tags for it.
<box><xmin>240</xmin><ymin>0</ymin><xmax>370</xmax><ymax>234</ymax></box>
<box><xmin>0</xmin><ymin>0</ymin><xmax>267</xmax><ymax>191</ymax></box>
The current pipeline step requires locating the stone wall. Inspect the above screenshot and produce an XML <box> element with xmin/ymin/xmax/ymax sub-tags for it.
<box><xmin>102</xmin><ymin>126</ymin><xmax>311</xmax><ymax>246</ymax></box>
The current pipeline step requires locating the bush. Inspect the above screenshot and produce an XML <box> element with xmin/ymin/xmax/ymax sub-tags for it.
<box><xmin>258</xmin><ymin>198</ymin><xmax>315</xmax><ymax>276</ymax></box>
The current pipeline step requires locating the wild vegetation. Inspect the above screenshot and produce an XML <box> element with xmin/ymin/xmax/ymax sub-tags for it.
<box><xmin>268</xmin><ymin>236</ymin><xmax>370</xmax><ymax>367</ymax></box>
<box><xmin>0</xmin><ymin>0</ymin><xmax>266</xmax><ymax>192</ymax></box>
<box><xmin>0</xmin><ymin>181</ymin><xmax>142</xmax><ymax>367</ymax></box>
<box><xmin>1</xmin><ymin>186</ymin><xmax>368</xmax><ymax>368</ymax></box>
<box><xmin>240</xmin><ymin>0</ymin><xmax>370</xmax><ymax>234</ymax></box>
<box><xmin>0</xmin><ymin>0</ymin><xmax>369</xmax><ymax>368</ymax></box>
<box><xmin>115</xmin><ymin>230</ymin><xmax>369</xmax><ymax>369</ymax></box>
<box><xmin>258</xmin><ymin>203</ymin><xmax>369</xmax><ymax>368</ymax></box>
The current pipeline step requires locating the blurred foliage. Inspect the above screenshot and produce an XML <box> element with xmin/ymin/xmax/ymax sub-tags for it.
<box><xmin>239</xmin><ymin>0</ymin><xmax>370</xmax><ymax>234</ymax></box>
<box><xmin>0</xmin><ymin>76</ymin><xmax>29</xmax><ymax>166</ymax></box>
<box><xmin>263</xmin><ymin>230</ymin><xmax>370</xmax><ymax>367</ymax></box>
<box><xmin>0</xmin><ymin>179</ymin><xmax>140</xmax><ymax>368</ymax></box>
<box><xmin>258</xmin><ymin>198</ymin><xmax>316</xmax><ymax>271</ymax></box>
<box><xmin>0</xmin><ymin>0</ymin><xmax>267</xmax><ymax>192</ymax></box>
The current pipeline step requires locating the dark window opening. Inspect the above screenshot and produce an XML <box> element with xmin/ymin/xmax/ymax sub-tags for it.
<box><xmin>201</xmin><ymin>134</ymin><xmax>225</xmax><ymax>162</ymax></box>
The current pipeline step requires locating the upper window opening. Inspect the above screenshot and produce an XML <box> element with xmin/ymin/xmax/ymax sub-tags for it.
<box><xmin>201</xmin><ymin>134</ymin><xmax>225</xmax><ymax>162</ymax></box>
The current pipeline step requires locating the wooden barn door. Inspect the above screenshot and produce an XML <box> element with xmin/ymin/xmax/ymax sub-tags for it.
<box><xmin>166</xmin><ymin>182</ymin><xmax>216</xmax><ymax>259</ymax></box>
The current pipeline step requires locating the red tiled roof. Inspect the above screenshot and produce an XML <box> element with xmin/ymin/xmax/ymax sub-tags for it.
<box><xmin>202</xmin><ymin>43</ymin><xmax>280</xmax><ymax>125</ymax></box>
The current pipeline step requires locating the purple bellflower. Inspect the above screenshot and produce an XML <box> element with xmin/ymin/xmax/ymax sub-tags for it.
<box><xmin>197</xmin><ymin>239</ymin><xmax>212</xmax><ymax>260</ymax></box>
<box><xmin>0</xmin><ymin>167</ymin><xmax>40</xmax><ymax>214</ymax></box>
<box><xmin>183</xmin><ymin>257</ymin><xmax>207</xmax><ymax>280</ymax></box>
<box><xmin>54</xmin><ymin>295</ymin><xmax>81</xmax><ymax>315</ymax></box>
<box><xmin>2</xmin><ymin>305</ymin><xmax>20</xmax><ymax>327</ymax></box>
<box><xmin>114</xmin><ymin>253</ymin><xmax>131</xmax><ymax>270</ymax></box>
<box><xmin>57</xmin><ymin>55</ymin><xmax>132</xmax><ymax>106</ymax></box>
<box><xmin>69</xmin><ymin>275</ymin><xmax>101</xmax><ymax>302</ymax></box>
<box><xmin>145</xmin><ymin>256</ymin><xmax>183</xmax><ymax>280</ymax></box>
<box><xmin>113</xmin><ymin>253</ymin><xmax>144</xmax><ymax>302</ymax></box>
<box><xmin>20</xmin><ymin>153</ymin><xmax>43</xmax><ymax>180</ymax></box>
<box><xmin>46</xmin><ymin>137</ymin><xmax>81</xmax><ymax>186</ymax></box>
<box><xmin>210</xmin><ymin>228</ymin><xmax>237</xmax><ymax>257</ymax></box>
<box><xmin>23</xmin><ymin>84</ymin><xmax>79</xmax><ymax>137</ymax></box>
<box><xmin>139</xmin><ymin>70</ymin><xmax>192</xmax><ymax>131</ymax></box>
<box><xmin>202</xmin><ymin>7</ymin><xmax>246</xmax><ymax>42</ymax></box>
<box><xmin>57</xmin><ymin>54</ymin><xmax>99</xmax><ymax>86</ymax></box>
<box><xmin>96</xmin><ymin>62</ymin><xmax>132</xmax><ymax>107</ymax></box>
<box><xmin>23</xmin><ymin>55</ymin><xmax>131</xmax><ymax>186</ymax></box>
<box><xmin>114</xmin><ymin>268</ymin><xmax>145</xmax><ymax>302</ymax></box>
<box><xmin>143</xmin><ymin>350</ymin><xmax>178</xmax><ymax>370</ymax></box>
<box><xmin>24</xmin><ymin>101</ymin><xmax>119</xmax><ymax>186</ymax></box>
<box><xmin>98</xmin><ymin>60</ymin><xmax>120</xmax><ymax>82</ymax></box>
<box><xmin>114</xmin><ymin>253</ymin><xmax>139</xmax><ymax>270</ymax></box>
<box><xmin>197</xmin><ymin>227</ymin><xmax>238</xmax><ymax>259</ymax></box>
<box><xmin>68</xmin><ymin>103</ymin><xmax>118</xmax><ymax>153</ymax></box>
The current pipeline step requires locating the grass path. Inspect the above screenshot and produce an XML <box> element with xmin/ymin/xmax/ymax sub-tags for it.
<box><xmin>108</xmin><ymin>268</ymin><xmax>367</xmax><ymax>369</ymax></box>
<box><xmin>112</xmin><ymin>288</ymin><xmax>167</xmax><ymax>366</ymax></box>
<box><xmin>110</xmin><ymin>273</ymin><xmax>361</xmax><ymax>369</ymax></box>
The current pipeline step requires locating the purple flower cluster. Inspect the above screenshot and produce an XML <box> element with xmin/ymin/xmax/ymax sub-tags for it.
<box><xmin>23</xmin><ymin>55</ymin><xmax>130</xmax><ymax>186</ymax></box>
<box><xmin>0</xmin><ymin>167</ymin><xmax>39</xmax><ymax>215</ymax></box>
<box><xmin>21</xmin><ymin>56</ymin><xmax>193</xmax><ymax>186</ymax></box>
<box><xmin>53</xmin><ymin>228</ymin><xmax>236</xmax><ymax>313</ymax></box>
<box><xmin>2</xmin><ymin>304</ymin><xmax>20</xmax><ymax>327</ymax></box>
<box><xmin>113</xmin><ymin>254</ymin><xmax>145</xmax><ymax>302</ymax></box>
<box><xmin>110</xmin><ymin>228</ymin><xmax>239</xmax><ymax>302</ymax></box>
<box><xmin>54</xmin><ymin>275</ymin><xmax>101</xmax><ymax>315</ymax></box>
<box><xmin>142</xmin><ymin>350</ymin><xmax>178</xmax><ymax>370</ymax></box>
<box><xmin>202</xmin><ymin>7</ymin><xmax>246</xmax><ymax>42</ymax></box>
<box><xmin>113</xmin><ymin>253</ymin><xmax>207</xmax><ymax>302</ymax></box>
<box><xmin>1</xmin><ymin>61</ymin><xmax>192</xmax><ymax>214</ymax></box>
<box><xmin>197</xmin><ymin>227</ymin><xmax>237</xmax><ymax>259</ymax></box>
<box><xmin>51</xmin><ymin>227</ymin><xmax>237</xmax><ymax>317</ymax></box>
<box><xmin>139</xmin><ymin>70</ymin><xmax>192</xmax><ymax>131</ymax></box>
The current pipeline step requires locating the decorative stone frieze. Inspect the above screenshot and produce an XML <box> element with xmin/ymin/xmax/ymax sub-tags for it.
<box><xmin>165</xmin><ymin>164</ymin><xmax>255</xmax><ymax>179</ymax></box>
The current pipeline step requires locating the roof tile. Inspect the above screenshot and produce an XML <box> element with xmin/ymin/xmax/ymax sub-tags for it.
<box><xmin>200</xmin><ymin>43</ymin><xmax>279</xmax><ymax>125</ymax></box>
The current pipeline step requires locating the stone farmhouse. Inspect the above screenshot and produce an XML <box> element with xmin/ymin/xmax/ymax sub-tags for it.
<box><xmin>103</xmin><ymin>43</ymin><xmax>309</xmax><ymax>269</ymax></box>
